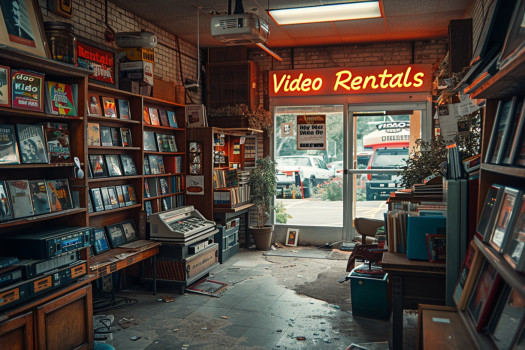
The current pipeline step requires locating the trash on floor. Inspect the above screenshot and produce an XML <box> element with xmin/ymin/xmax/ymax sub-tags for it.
<box><xmin>186</xmin><ymin>279</ymin><xmax>230</xmax><ymax>297</ymax></box>
<box><xmin>220</xmin><ymin>316</ymin><xmax>229</xmax><ymax>319</ymax></box>
<box><xmin>130</xmin><ymin>336</ymin><xmax>141</xmax><ymax>341</ymax></box>
<box><xmin>162</xmin><ymin>295</ymin><xmax>174</xmax><ymax>303</ymax></box>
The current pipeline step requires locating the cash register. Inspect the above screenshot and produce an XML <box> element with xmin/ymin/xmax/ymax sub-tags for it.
<box><xmin>149</xmin><ymin>206</ymin><xmax>216</xmax><ymax>243</ymax></box>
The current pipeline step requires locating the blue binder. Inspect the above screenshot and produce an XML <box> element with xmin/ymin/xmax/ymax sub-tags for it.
<box><xmin>407</xmin><ymin>216</ymin><xmax>446</xmax><ymax>260</ymax></box>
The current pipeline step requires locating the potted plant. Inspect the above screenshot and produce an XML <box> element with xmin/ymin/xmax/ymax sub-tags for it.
<box><xmin>249</xmin><ymin>156</ymin><xmax>277</xmax><ymax>250</ymax></box>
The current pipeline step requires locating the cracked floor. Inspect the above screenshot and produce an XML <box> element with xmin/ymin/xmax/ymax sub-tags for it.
<box><xmin>98</xmin><ymin>249</ymin><xmax>417</xmax><ymax>349</ymax></box>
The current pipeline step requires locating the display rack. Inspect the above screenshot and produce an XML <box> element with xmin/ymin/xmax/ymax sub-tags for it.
<box><xmin>185</xmin><ymin>127</ymin><xmax>261</xmax><ymax>221</ymax></box>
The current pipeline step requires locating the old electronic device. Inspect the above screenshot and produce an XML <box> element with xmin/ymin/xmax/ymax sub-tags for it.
<box><xmin>115</xmin><ymin>31</ymin><xmax>157</xmax><ymax>48</ymax></box>
<box><xmin>211</xmin><ymin>13</ymin><xmax>269</xmax><ymax>45</ymax></box>
<box><xmin>150</xmin><ymin>206</ymin><xmax>216</xmax><ymax>243</ymax></box>
<box><xmin>0</xmin><ymin>266</ymin><xmax>23</xmax><ymax>287</ymax></box>
<box><xmin>0</xmin><ymin>257</ymin><xmax>19</xmax><ymax>269</ymax></box>
<box><xmin>0</xmin><ymin>227</ymin><xmax>94</xmax><ymax>259</ymax></box>
<box><xmin>0</xmin><ymin>261</ymin><xmax>87</xmax><ymax>311</ymax></box>
<box><xmin>17</xmin><ymin>251</ymin><xmax>80</xmax><ymax>279</ymax></box>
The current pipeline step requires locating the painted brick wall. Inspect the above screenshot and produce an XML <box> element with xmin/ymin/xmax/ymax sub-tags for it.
<box><xmin>463</xmin><ymin>0</ymin><xmax>491</xmax><ymax>56</ymax></box>
<box><xmin>248</xmin><ymin>39</ymin><xmax>448</xmax><ymax>106</ymax></box>
<box><xmin>38</xmin><ymin>0</ymin><xmax>203</xmax><ymax>103</ymax></box>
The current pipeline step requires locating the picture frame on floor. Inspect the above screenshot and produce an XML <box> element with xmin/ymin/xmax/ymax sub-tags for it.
<box><xmin>286</xmin><ymin>228</ymin><xmax>299</xmax><ymax>246</ymax></box>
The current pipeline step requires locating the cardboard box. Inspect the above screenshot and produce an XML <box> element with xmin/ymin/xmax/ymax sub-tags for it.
<box><xmin>119</xmin><ymin>61</ymin><xmax>154</xmax><ymax>86</ymax></box>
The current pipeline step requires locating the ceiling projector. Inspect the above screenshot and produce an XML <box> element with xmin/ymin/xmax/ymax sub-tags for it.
<box><xmin>115</xmin><ymin>31</ymin><xmax>158</xmax><ymax>48</ymax></box>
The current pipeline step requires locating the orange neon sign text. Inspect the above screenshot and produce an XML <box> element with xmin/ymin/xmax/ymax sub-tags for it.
<box><xmin>269</xmin><ymin>65</ymin><xmax>430</xmax><ymax>97</ymax></box>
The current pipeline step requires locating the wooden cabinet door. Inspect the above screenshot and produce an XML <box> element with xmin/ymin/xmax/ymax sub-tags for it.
<box><xmin>36</xmin><ymin>285</ymin><xmax>93</xmax><ymax>350</ymax></box>
<box><xmin>0</xmin><ymin>312</ymin><xmax>34</xmax><ymax>350</ymax></box>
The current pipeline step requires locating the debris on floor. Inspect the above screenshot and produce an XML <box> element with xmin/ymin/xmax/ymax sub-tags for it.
<box><xmin>161</xmin><ymin>295</ymin><xmax>174</xmax><ymax>303</ymax></box>
<box><xmin>130</xmin><ymin>336</ymin><xmax>141</xmax><ymax>341</ymax></box>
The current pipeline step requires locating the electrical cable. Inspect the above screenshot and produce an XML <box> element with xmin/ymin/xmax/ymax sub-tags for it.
<box><xmin>92</xmin><ymin>290</ymin><xmax>138</xmax><ymax>313</ymax></box>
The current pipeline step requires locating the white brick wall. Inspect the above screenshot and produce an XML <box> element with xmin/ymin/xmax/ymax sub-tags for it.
<box><xmin>39</xmin><ymin>0</ymin><xmax>202</xmax><ymax>103</ymax></box>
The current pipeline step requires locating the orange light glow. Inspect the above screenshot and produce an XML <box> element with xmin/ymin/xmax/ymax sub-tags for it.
<box><xmin>270</xmin><ymin>65</ymin><xmax>430</xmax><ymax>97</ymax></box>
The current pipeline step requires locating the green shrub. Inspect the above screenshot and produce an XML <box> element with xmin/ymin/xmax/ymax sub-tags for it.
<box><xmin>275</xmin><ymin>201</ymin><xmax>292</xmax><ymax>224</ymax></box>
<box><xmin>314</xmin><ymin>177</ymin><xmax>343</xmax><ymax>201</ymax></box>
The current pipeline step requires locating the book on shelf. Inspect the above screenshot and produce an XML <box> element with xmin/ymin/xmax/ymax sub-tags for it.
<box><xmin>237</xmin><ymin>170</ymin><xmax>250</xmax><ymax>185</ymax></box>
<box><xmin>46</xmin><ymin>179</ymin><xmax>73</xmax><ymax>212</ymax></box>
<box><xmin>11</xmin><ymin>70</ymin><xmax>45</xmax><ymax>112</ymax></box>
<box><xmin>0</xmin><ymin>181</ymin><xmax>14</xmax><ymax>222</ymax></box>
<box><xmin>213</xmin><ymin>169</ymin><xmax>239</xmax><ymax>189</ymax></box>
<box><xmin>170</xmin><ymin>175</ymin><xmax>184</xmax><ymax>193</ymax></box>
<box><xmin>87</xmin><ymin>94</ymin><xmax>102</xmax><ymax>116</ymax></box>
<box><xmin>87</xmin><ymin>123</ymin><xmax>100</xmax><ymax>146</ymax></box>
<box><xmin>173</xmin><ymin>155</ymin><xmax>183</xmax><ymax>173</ymax></box>
<box><xmin>159</xmin><ymin>110</ymin><xmax>170</xmax><ymax>127</ymax></box>
<box><xmin>44</xmin><ymin>81</ymin><xmax>78</xmax><ymax>116</ymax></box>
<box><xmin>16</xmin><ymin>124</ymin><xmax>49</xmax><ymax>164</ymax></box>
<box><xmin>29</xmin><ymin>180</ymin><xmax>50</xmax><ymax>215</ymax></box>
<box><xmin>100</xmin><ymin>126</ymin><xmax>112</xmax><ymax>147</ymax></box>
<box><xmin>0</xmin><ymin>124</ymin><xmax>20</xmax><ymax>164</ymax></box>
<box><xmin>214</xmin><ymin>184</ymin><xmax>250</xmax><ymax>207</ymax></box>
<box><xmin>117</xmin><ymin>100</ymin><xmax>131</xmax><ymax>120</ymax></box>
<box><xmin>101</xmin><ymin>97</ymin><xmax>117</xmax><ymax>118</ymax></box>
<box><xmin>147</xmin><ymin>178</ymin><xmax>159</xmax><ymax>197</ymax></box>
<box><xmin>149</xmin><ymin>108</ymin><xmax>160</xmax><ymax>126</ymax></box>
<box><xmin>44</xmin><ymin>123</ymin><xmax>70</xmax><ymax>163</ymax></box>
<box><xmin>0</xmin><ymin>66</ymin><xmax>10</xmax><ymax>108</ymax></box>
<box><xmin>7</xmin><ymin>180</ymin><xmax>33</xmax><ymax>218</ymax></box>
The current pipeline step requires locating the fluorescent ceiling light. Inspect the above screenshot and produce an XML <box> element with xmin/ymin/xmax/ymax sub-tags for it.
<box><xmin>269</xmin><ymin>1</ymin><xmax>381</xmax><ymax>25</ymax></box>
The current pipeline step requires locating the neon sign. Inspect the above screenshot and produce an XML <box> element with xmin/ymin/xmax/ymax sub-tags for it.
<box><xmin>269</xmin><ymin>64</ymin><xmax>430</xmax><ymax>97</ymax></box>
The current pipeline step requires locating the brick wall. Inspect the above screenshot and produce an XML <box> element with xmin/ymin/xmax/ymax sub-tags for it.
<box><xmin>248</xmin><ymin>39</ymin><xmax>448</xmax><ymax>106</ymax></box>
<box><xmin>38</xmin><ymin>0</ymin><xmax>203</xmax><ymax>103</ymax></box>
<box><xmin>463</xmin><ymin>0</ymin><xmax>490</xmax><ymax>46</ymax></box>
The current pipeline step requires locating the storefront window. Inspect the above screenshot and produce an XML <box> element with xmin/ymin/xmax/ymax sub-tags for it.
<box><xmin>274</xmin><ymin>105</ymin><xmax>344</xmax><ymax>227</ymax></box>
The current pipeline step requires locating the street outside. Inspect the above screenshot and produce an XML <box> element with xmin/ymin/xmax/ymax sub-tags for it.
<box><xmin>276</xmin><ymin>198</ymin><xmax>388</xmax><ymax>226</ymax></box>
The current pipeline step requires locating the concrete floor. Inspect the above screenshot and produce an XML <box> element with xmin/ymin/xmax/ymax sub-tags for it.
<box><xmin>98</xmin><ymin>249</ymin><xmax>417</xmax><ymax>350</ymax></box>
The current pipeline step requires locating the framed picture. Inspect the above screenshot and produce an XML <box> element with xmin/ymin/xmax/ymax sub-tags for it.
<box><xmin>101</xmin><ymin>97</ymin><xmax>117</xmax><ymax>118</ymax></box>
<box><xmin>467</xmin><ymin>260</ymin><xmax>502</xmax><ymax>331</ymax></box>
<box><xmin>499</xmin><ymin>0</ymin><xmax>525</xmax><ymax>70</ymax></box>
<box><xmin>93</xmin><ymin>228</ymin><xmax>110</xmax><ymax>255</ymax></box>
<box><xmin>89</xmin><ymin>154</ymin><xmax>108</xmax><ymax>178</ymax></box>
<box><xmin>489</xmin><ymin>187</ymin><xmax>522</xmax><ymax>252</ymax></box>
<box><xmin>120</xmin><ymin>219</ymin><xmax>138</xmax><ymax>243</ymax></box>
<box><xmin>486</xmin><ymin>100</ymin><xmax>516</xmax><ymax>164</ymax></box>
<box><xmin>167</xmin><ymin>111</ymin><xmax>178</xmax><ymax>128</ymax></box>
<box><xmin>87</xmin><ymin>95</ymin><xmax>102</xmax><ymax>116</ymax></box>
<box><xmin>504</xmin><ymin>98</ymin><xmax>525</xmax><ymax>165</ymax></box>
<box><xmin>503</xmin><ymin>193</ymin><xmax>525</xmax><ymax>271</ymax></box>
<box><xmin>426</xmin><ymin>234</ymin><xmax>446</xmax><ymax>263</ymax></box>
<box><xmin>106</xmin><ymin>223</ymin><xmax>126</xmax><ymax>248</ymax></box>
<box><xmin>286</xmin><ymin>228</ymin><xmax>299</xmax><ymax>246</ymax></box>
<box><xmin>119</xmin><ymin>154</ymin><xmax>137</xmax><ymax>176</ymax></box>
<box><xmin>117</xmin><ymin>100</ymin><xmax>131</xmax><ymax>120</ymax></box>
<box><xmin>477</xmin><ymin>184</ymin><xmax>505</xmax><ymax>241</ymax></box>
<box><xmin>0</xmin><ymin>0</ymin><xmax>50</xmax><ymax>58</ymax></box>
<box><xmin>486</xmin><ymin>284</ymin><xmax>525</xmax><ymax>350</ymax></box>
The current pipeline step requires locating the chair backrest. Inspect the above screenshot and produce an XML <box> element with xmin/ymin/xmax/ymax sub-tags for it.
<box><xmin>354</xmin><ymin>218</ymin><xmax>384</xmax><ymax>237</ymax></box>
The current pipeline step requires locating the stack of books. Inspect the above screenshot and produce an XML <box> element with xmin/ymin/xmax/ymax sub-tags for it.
<box><xmin>237</xmin><ymin>170</ymin><xmax>250</xmax><ymax>185</ymax></box>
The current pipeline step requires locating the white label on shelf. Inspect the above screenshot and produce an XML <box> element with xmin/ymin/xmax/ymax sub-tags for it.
<box><xmin>432</xmin><ymin>318</ymin><xmax>451</xmax><ymax>323</ymax></box>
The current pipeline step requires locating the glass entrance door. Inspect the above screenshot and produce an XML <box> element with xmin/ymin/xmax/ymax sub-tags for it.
<box><xmin>345</xmin><ymin>105</ymin><xmax>427</xmax><ymax>240</ymax></box>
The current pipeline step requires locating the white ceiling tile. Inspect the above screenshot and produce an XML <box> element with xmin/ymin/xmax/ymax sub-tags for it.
<box><xmin>439</xmin><ymin>0</ymin><xmax>471</xmax><ymax>13</ymax></box>
<box><xmin>383</xmin><ymin>0</ymin><xmax>440</xmax><ymax>16</ymax></box>
<box><xmin>281</xmin><ymin>22</ymin><xmax>338</xmax><ymax>37</ymax></box>
<box><xmin>334</xmin><ymin>17</ymin><xmax>386</xmax><ymax>36</ymax></box>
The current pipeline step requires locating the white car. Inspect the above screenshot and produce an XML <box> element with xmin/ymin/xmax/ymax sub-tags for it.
<box><xmin>276</xmin><ymin>156</ymin><xmax>333</xmax><ymax>198</ymax></box>
<box><xmin>328</xmin><ymin>161</ymin><xmax>344</xmax><ymax>177</ymax></box>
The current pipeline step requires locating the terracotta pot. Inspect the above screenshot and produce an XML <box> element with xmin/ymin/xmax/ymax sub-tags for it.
<box><xmin>250</xmin><ymin>225</ymin><xmax>274</xmax><ymax>250</ymax></box>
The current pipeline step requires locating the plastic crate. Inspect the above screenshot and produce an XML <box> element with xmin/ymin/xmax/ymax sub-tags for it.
<box><xmin>215</xmin><ymin>225</ymin><xmax>239</xmax><ymax>263</ymax></box>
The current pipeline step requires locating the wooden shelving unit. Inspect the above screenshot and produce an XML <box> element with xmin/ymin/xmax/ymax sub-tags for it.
<box><xmin>448</xmin><ymin>50</ymin><xmax>525</xmax><ymax>350</ymax></box>
<box><xmin>88</xmin><ymin>204</ymin><xmax>142</xmax><ymax>217</ymax></box>
<box><xmin>186</xmin><ymin>127</ymin><xmax>261</xmax><ymax>222</ymax></box>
